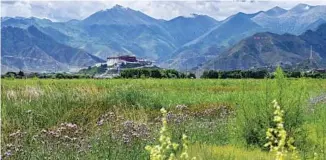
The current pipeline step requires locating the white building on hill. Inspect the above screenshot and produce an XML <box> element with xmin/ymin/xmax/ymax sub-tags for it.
<box><xmin>107</xmin><ymin>55</ymin><xmax>152</xmax><ymax>69</ymax></box>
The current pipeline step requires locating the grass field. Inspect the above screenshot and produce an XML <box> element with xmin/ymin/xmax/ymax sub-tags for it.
<box><xmin>1</xmin><ymin>76</ymin><xmax>326</xmax><ymax>159</ymax></box>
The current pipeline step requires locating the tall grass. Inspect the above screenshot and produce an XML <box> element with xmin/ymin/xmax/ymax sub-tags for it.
<box><xmin>235</xmin><ymin>68</ymin><xmax>309</xmax><ymax>150</ymax></box>
<box><xmin>1</xmin><ymin>75</ymin><xmax>326</xmax><ymax>159</ymax></box>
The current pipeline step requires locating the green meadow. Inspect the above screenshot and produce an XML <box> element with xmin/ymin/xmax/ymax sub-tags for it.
<box><xmin>1</xmin><ymin>75</ymin><xmax>326</xmax><ymax>159</ymax></box>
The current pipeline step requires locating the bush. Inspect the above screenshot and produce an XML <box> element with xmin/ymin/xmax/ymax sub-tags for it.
<box><xmin>187</xmin><ymin>73</ymin><xmax>196</xmax><ymax>79</ymax></box>
<box><xmin>236</xmin><ymin>67</ymin><xmax>308</xmax><ymax>150</ymax></box>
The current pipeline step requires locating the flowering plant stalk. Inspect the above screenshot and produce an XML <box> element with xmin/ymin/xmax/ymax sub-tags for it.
<box><xmin>265</xmin><ymin>100</ymin><xmax>299</xmax><ymax>160</ymax></box>
<box><xmin>145</xmin><ymin>108</ymin><xmax>195</xmax><ymax>160</ymax></box>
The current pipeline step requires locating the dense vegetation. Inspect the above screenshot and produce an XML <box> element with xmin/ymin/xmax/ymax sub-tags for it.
<box><xmin>201</xmin><ymin>70</ymin><xmax>269</xmax><ymax>79</ymax></box>
<box><xmin>3</xmin><ymin>68</ymin><xmax>326</xmax><ymax>80</ymax></box>
<box><xmin>1</xmin><ymin>68</ymin><xmax>197</xmax><ymax>79</ymax></box>
<box><xmin>1</xmin><ymin>71</ymin><xmax>93</xmax><ymax>79</ymax></box>
<box><xmin>1</xmin><ymin>68</ymin><xmax>326</xmax><ymax>159</ymax></box>
<box><xmin>201</xmin><ymin>69</ymin><xmax>326</xmax><ymax>79</ymax></box>
<box><xmin>120</xmin><ymin>68</ymin><xmax>196</xmax><ymax>79</ymax></box>
<box><xmin>78</xmin><ymin>64</ymin><xmax>108</xmax><ymax>75</ymax></box>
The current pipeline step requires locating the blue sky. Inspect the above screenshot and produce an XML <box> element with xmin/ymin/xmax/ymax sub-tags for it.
<box><xmin>1</xmin><ymin>0</ymin><xmax>326</xmax><ymax>22</ymax></box>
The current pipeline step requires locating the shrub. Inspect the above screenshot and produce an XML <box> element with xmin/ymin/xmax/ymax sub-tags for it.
<box><xmin>187</xmin><ymin>73</ymin><xmax>196</xmax><ymax>79</ymax></box>
<box><xmin>236</xmin><ymin>67</ymin><xmax>308</xmax><ymax>150</ymax></box>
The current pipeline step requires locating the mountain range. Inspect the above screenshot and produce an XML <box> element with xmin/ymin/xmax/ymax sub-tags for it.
<box><xmin>1</xmin><ymin>3</ymin><xmax>326</xmax><ymax>73</ymax></box>
<box><xmin>200</xmin><ymin>23</ymin><xmax>326</xmax><ymax>71</ymax></box>
<box><xmin>1</xmin><ymin>26</ymin><xmax>104</xmax><ymax>73</ymax></box>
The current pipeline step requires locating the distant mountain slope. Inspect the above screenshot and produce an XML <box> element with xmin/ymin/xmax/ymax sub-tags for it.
<box><xmin>252</xmin><ymin>4</ymin><xmax>326</xmax><ymax>35</ymax></box>
<box><xmin>80</xmin><ymin>7</ymin><xmax>220</xmax><ymax>59</ymax></box>
<box><xmin>1</xmin><ymin>6</ymin><xmax>180</xmax><ymax>60</ymax></box>
<box><xmin>264</xmin><ymin>6</ymin><xmax>287</xmax><ymax>16</ymax></box>
<box><xmin>81</xmin><ymin>23</ymin><xmax>177</xmax><ymax>59</ymax></box>
<box><xmin>82</xmin><ymin>5</ymin><xmax>161</xmax><ymax>26</ymax></box>
<box><xmin>1</xmin><ymin>6</ymin><xmax>219</xmax><ymax>62</ymax></box>
<box><xmin>164</xmin><ymin>4</ymin><xmax>326</xmax><ymax>70</ymax></box>
<box><xmin>163</xmin><ymin>14</ymin><xmax>219</xmax><ymax>46</ymax></box>
<box><xmin>300</xmin><ymin>23</ymin><xmax>326</xmax><ymax>59</ymax></box>
<box><xmin>1</xmin><ymin>17</ymin><xmax>86</xmax><ymax>49</ymax></box>
<box><xmin>165</xmin><ymin>12</ymin><xmax>265</xmax><ymax>70</ymax></box>
<box><xmin>201</xmin><ymin>23</ymin><xmax>326</xmax><ymax>71</ymax></box>
<box><xmin>1</xmin><ymin>17</ymin><xmax>53</xmax><ymax>28</ymax></box>
<box><xmin>1</xmin><ymin>26</ymin><xmax>104</xmax><ymax>73</ymax></box>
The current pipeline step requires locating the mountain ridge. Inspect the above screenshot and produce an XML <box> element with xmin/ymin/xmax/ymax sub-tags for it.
<box><xmin>200</xmin><ymin>23</ymin><xmax>326</xmax><ymax>71</ymax></box>
<box><xmin>2</xmin><ymin>3</ymin><xmax>326</xmax><ymax>72</ymax></box>
<box><xmin>1</xmin><ymin>26</ymin><xmax>104</xmax><ymax>73</ymax></box>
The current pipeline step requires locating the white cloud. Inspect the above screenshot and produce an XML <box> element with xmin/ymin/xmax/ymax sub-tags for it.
<box><xmin>2</xmin><ymin>1</ymin><xmax>33</xmax><ymax>18</ymax></box>
<box><xmin>1</xmin><ymin>0</ymin><xmax>326</xmax><ymax>22</ymax></box>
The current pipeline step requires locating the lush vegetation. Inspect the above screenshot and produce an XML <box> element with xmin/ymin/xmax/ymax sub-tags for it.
<box><xmin>1</xmin><ymin>68</ymin><xmax>326</xmax><ymax>159</ymax></box>
<box><xmin>120</xmin><ymin>68</ymin><xmax>196</xmax><ymax>79</ymax></box>
<box><xmin>78</xmin><ymin>64</ymin><xmax>108</xmax><ymax>75</ymax></box>
<box><xmin>201</xmin><ymin>70</ymin><xmax>269</xmax><ymax>79</ymax></box>
<box><xmin>1</xmin><ymin>71</ymin><xmax>93</xmax><ymax>79</ymax></box>
<box><xmin>2</xmin><ymin>68</ymin><xmax>196</xmax><ymax>79</ymax></box>
<box><xmin>3</xmin><ymin>68</ymin><xmax>326</xmax><ymax>80</ymax></box>
<box><xmin>201</xmin><ymin>69</ymin><xmax>326</xmax><ymax>79</ymax></box>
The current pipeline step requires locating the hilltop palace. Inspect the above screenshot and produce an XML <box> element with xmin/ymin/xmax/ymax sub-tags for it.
<box><xmin>94</xmin><ymin>55</ymin><xmax>153</xmax><ymax>78</ymax></box>
<box><xmin>107</xmin><ymin>55</ymin><xmax>152</xmax><ymax>69</ymax></box>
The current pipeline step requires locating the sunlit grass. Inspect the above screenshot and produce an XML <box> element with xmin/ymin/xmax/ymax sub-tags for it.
<box><xmin>188</xmin><ymin>144</ymin><xmax>274</xmax><ymax>160</ymax></box>
<box><xmin>1</xmin><ymin>78</ymin><xmax>326</xmax><ymax>159</ymax></box>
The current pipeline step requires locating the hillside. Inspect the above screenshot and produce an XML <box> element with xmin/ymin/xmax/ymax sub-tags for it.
<box><xmin>165</xmin><ymin>4</ymin><xmax>326</xmax><ymax>70</ymax></box>
<box><xmin>252</xmin><ymin>4</ymin><xmax>326</xmax><ymax>35</ymax></box>
<box><xmin>1</xmin><ymin>6</ymin><xmax>218</xmax><ymax>62</ymax></box>
<box><xmin>163</xmin><ymin>14</ymin><xmax>219</xmax><ymax>46</ymax></box>
<box><xmin>1</xmin><ymin>26</ymin><xmax>104</xmax><ymax>73</ymax></box>
<box><xmin>82</xmin><ymin>5</ymin><xmax>160</xmax><ymax>26</ymax></box>
<box><xmin>165</xmin><ymin>12</ymin><xmax>266</xmax><ymax>70</ymax></box>
<box><xmin>201</xmin><ymin>23</ymin><xmax>326</xmax><ymax>71</ymax></box>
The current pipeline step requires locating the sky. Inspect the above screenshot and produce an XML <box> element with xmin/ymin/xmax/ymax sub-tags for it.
<box><xmin>1</xmin><ymin>0</ymin><xmax>326</xmax><ymax>22</ymax></box>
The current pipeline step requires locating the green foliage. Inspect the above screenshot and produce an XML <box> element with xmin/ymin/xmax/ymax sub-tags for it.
<box><xmin>1</xmin><ymin>78</ymin><xmax>326</xmax><ymax>159</ymax></box>
<box><xmin>17</xmin><ymin>71</ymin><xmax>25</xmax><ymax>78</ymax></box>
<box><xmin>235</xmin><ymin>67</ymin><xmax>308</xmax><ymax>152</ymax></box>
<box><xmin>265</xmin><ymin>100</ymin><xmax>299</xmax><ymax>160</ymax></box>
<box><xmin>187</xmin><ymin>73</ymin><xmax>196</xmax><ymax>79</ymax></box>
<box><xmin>78</xmin><ymin>64</ymin><xmax>107</xmax><ymax>75</ymax></box>
<box><xmin>3</xmin><ymin>72</ymin><xmax>17</xmax><ymax>79</ymax></box>
<box><xmin>201</xmin><ymin>69</ymin><xmax>326</xmax><ymax>79</ymax></box>
<box><xmin>303</xmin><ymin>72</ymin><xmax>326</xmax><ymax>79</ymax></box>
<box><xmin>2</xmin><ymin>71</ymin><xmax>93</xmax><ymax>79</ymax></box>
<box><xmin>120</xmin><ymin>68</ymin><xmax>196</xmax><ymax>79</ymax></box>
<box><xmin>202</xmin><ymin>70</ymin><xmax>219</xmax><ymax>78</ymax></box>
<box><xmin>201</xmin><ymin>70</ymin><xmax>269</xmax><ymax>79</ymax></box>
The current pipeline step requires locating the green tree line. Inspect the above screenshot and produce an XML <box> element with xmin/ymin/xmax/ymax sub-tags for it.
<box><xmin>2</xmin><ymin>69</ymin><xmax>325</xmax><ymax>79</ymax></box>
<box><xmin>120</xmin><ymin>68</ymin><xmax>196</xmax><ymax>79</ymax></box>
<box><xmin>201</xmin><ymin>70</ymin><xmax>326</xmax><ymax>79</ymax></box>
